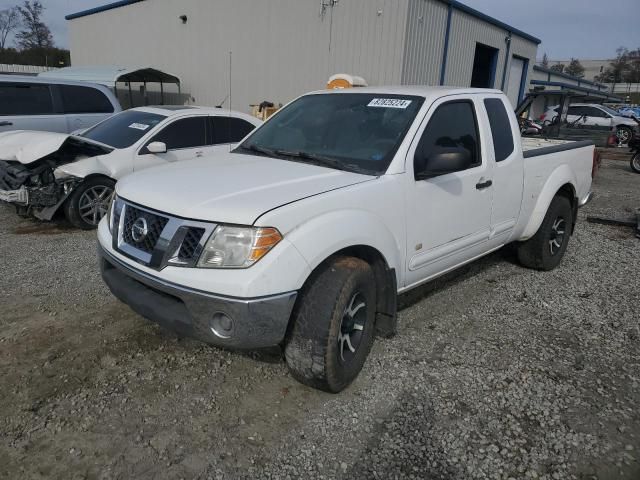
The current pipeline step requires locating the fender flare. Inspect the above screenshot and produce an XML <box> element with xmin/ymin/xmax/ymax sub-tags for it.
<box><xmin>520</xmin><ymin>164</ymin><xmax>577</xmax><ymax>240</ymax></box>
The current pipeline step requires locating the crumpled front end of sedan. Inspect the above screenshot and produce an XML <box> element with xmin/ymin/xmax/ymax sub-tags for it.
<box><xmin>0</xmin><ymin>135</ymin><xmax>112</xmax><ymax>219</ymax></box>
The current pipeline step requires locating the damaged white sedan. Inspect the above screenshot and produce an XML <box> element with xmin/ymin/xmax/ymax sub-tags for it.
<box><xmin>0</xmin><ymin>106</ymin><xmax>261</xmax><ymax>228</ymax></box>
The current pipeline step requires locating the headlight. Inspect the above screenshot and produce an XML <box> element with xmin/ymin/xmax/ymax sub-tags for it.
<box><xmin>197</xmin><ymin>225</ymin><xmax>282</xmax><ymax>268</ymax></box>
<box><xmin>107</xmin><ymin>194</ymin><xmax>118</xmax><ymax>233</ymax></box>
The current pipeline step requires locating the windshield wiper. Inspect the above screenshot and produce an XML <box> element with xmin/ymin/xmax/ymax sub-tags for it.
<box><xmin>235</xmin><ymin>143</ymin><xmax>278</xmax><ymax>158</ymax></box>
<box><xmin>274</xmin><ymin>149</ymin><xmax>373</xmax><ymax>175</ymax></box>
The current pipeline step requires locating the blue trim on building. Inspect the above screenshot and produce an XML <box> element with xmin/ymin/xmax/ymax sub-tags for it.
<box><xmin>439</xmin><ymin>4</ymin><xmax>453</xmax><ymax>86</ymax></box>
<box><xmin>488</xmin><ymin>46</ymin><xmax>498</xmax><ymax>88</ymax></box>
<box><xmin>65</xmin><ymin>0</ymin><xmax>144</xmax><ymax>20</ymax></box>
<box><xmin>500</xmin><ymin>35</ymin><xmax>511</xmax><ymax>90</ymax></box>
<box><xmin>516</xmin><ymin>56</ymin><xmax>529</xmax><ymax>104</ymax></box>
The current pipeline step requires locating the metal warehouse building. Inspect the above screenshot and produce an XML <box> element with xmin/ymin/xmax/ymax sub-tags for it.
<box><xmin>66</xmin><ymin>0</ymin><xmax>540</xmax><ymax>113</ymax></box>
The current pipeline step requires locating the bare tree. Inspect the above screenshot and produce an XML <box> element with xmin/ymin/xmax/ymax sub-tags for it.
<box><xmin>15</xmin><ymin>0</ymin><xmax>53</xmax><ymax>50</ymax></box>
<box><xmin>0</xmin><ymin>7</ymin><xmax>20</xmax><ymax>50</ymax></box>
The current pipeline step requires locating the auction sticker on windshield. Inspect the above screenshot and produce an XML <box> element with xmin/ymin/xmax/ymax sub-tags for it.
<box><xmin>368</xmin><ymin>98</ymin><xmax>413</xmax><ymax>109</ymax></box>
<box><xmin>128</xmin><ymin>123</ymin><xmax>150</xmax><ymax>130</ymax></box>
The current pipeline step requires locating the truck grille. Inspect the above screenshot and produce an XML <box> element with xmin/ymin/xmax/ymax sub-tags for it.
<box><xmin>177</xmin><ymin>227</ymin><xmax>206</xmax><ymax>262</ymax></box>
<box><xmin>121</xmin><ymin>204</ymin><xmax>169</xmax><ymax>254</ymax></box>
<box><xmin>113</xmin><ymin>199</ymin><xmax>215</xmax><ymax>270</ymax></box>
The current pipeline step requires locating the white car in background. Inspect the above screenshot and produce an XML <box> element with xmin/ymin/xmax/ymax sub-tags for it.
<box><xmin>0</xmin><ymin>106</ymin><xmax>261</xmax><ymax>229</ymax></box>
<box><xmin>541</xmin><ymin>103</ymin><xmax>638</xmax><ymax>144</ymax></box>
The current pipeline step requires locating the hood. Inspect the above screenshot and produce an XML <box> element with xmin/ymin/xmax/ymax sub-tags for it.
<box><xmin>616</xmin><ymin>116</ymin><xmax>639</xmax><ymax>127</ymax></box>
<box><xmin>0</xmin><ymin>130</ymin><xmax>70</xmax><ymax>164</ymax></box>
<box><xmin>116</xmin><ymin>153</ymin><xmax>374</xmax><ymax>224</ymax></box>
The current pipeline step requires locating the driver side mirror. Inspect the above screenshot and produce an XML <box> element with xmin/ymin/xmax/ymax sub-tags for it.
<box><xmin>147</xmin><ymin>141</ymin><xmax>167</xmax><ymax>154</ymax></box>
<box><xmin>582</xmin><ymin>116</ymin><xmax>589</xmax><ymax>123</ymax></box>
<box><xmin>415</xmin><ymin>147</ymin><xmax>472</xmax><ymax>180</ymax></box>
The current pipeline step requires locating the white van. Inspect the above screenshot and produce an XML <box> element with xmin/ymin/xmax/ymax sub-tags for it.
<box><xmin>0</xmin><ymin>75</ymin><xmax>121</xmax><ymax>134</ymax></box>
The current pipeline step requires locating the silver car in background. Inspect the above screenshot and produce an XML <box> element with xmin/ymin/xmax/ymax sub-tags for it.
<box><xmin>0</xmin><ymin>75</ymin><xmax>121</xmax><ymax>134</ymax></box>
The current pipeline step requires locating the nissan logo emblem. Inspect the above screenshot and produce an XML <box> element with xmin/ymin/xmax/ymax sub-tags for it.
<box><xmin>131</xmin><ymin>217</ymin><xmax>149</xmax><ymax>243</ymax></box>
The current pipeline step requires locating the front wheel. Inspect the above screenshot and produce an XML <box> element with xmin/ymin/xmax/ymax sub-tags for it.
<box><xmin>63</xmin><ymin>177</ymin><xmax>115</xmax><ymax>229</ymax></box>
<box><xmin>517</xmin><ymin>195</ymin><xmax>573</xmax><ymax>271</ymax></box>
<box><xmin>617</xmin><ymin>126</ymin><xmax>633</xmax><ymax>145</ymax></box>
<box><xmin>284</xmin><ymin>256</ymin><xmax>376</xmax><ymax>393</ymax></box>
<box><xmin>631</xmin><ymin>153</ymin><xmax>640</xmax><ymax>173</ymax></box>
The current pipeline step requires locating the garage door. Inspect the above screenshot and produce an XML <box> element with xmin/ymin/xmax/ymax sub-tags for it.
<box><xmin>506</xmin><ymin>57</ymin><xmax>525</xmax><ymax>107</ymax></box>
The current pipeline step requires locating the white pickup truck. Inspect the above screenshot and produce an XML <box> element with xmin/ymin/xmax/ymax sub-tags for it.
<box><xmin>98</xmin><ymin>87</ymin><xmax>595</xmax><ymax>392</ymax></box>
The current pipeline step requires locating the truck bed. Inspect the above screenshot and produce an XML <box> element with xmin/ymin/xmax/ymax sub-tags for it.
<box><xmin>521</xmin><ymin>137</ymin><xmax>594</xmax><ymax>158</ymax></box>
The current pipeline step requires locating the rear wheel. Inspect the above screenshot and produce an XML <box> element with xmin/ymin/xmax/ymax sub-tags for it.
<box><xmin>284</xmin><ymin>256</ymin><xmax>376</xmax><ymax>393</ymax></box>
<box><xmin>63</xmin><ymin>177</ymin><xmax>115</xmax><ymax>229</ymax></box>
<box><xmin>517</xmin><ymin>195</ymin><xmax>573</xmax><ymax>271</ymax></box>
<box><xmin>631</xmin><ymin>153</ymin><xmax>640</xmax><ymax>173</ymax></box>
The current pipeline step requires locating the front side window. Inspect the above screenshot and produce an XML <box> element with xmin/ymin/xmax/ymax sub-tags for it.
<box><xmin>484</xmin><ymin>98</ymin><xmax>514</xmax><ymax>162</ymax></box>
<box><xmin>0</xmin><ymin>83</ymin><xmax>54</xmax><ymax>115</ymax></box>
<box><xmin>81</xmin><ymin>110</ymin><xmax>166</xmax><ymax>148</ymax></box>
<box><xmin>414</xmin><ymin>100</ymin><xmax>481</xmax><ymax>176</ymax></box>
<box><xmin>236</xmin><ymin>93</ymin><xmax>425</xmax><ymax>175</ymax></box>
<box><xmin>211</xmin><ymin>117</ymin><xmax>256</xmax><ymax>144</ymax></box>
<box><xmin>586</xmin><ymin>107</ymin><xmax>608</xmax><ymax>118</ymax></box>
<box><xmin>147</xmin><ymin>117</ymin><xmax>207</xmax><ymax>151</ymax></box>
<box><xmin>59</xmin><ymin>85</ymin><xmax>114</xmax><ymax>114</ymax></box>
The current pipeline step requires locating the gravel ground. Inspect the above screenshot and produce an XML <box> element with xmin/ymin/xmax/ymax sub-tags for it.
<box><xmin>0</xmin><ymin>158</ymin><xmax>638</xmax><ymax>480</ymax></box>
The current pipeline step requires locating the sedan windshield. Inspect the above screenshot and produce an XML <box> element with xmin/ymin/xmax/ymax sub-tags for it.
<box><xmin>236</xmin><ymin>93</ymin><xmax>425</xmax><ymax>175</ymax></box>
<box><xmin>599</xmin><ymin>105</ymin><xmax>621</xmax><ymax>117</ymax></box>
<box><xmin>80</xmin><ymin>110</ymin><xmax>166</xmax><ymax>149</ymax></box>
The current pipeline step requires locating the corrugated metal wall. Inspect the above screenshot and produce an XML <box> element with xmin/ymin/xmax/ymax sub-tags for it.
<box><xmin>68</xmin><ymin>0</ymin><xmax>409</xmax><ymax>113</ymax></box>
<box><xmin>68</xmin><ymin>0</ymin><xmax>539</xmax><ymax>111</ymax></box>
<box><xmin>401</xmin><ymin>0</ymin><xmax>448</xmax><ymax>85</ymax></box>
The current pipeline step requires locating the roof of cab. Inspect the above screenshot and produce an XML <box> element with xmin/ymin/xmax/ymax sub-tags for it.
<box><xmin>309</xmin><ymin>85</ymin><xmax>504</xmax><ymax>98</ymax></box>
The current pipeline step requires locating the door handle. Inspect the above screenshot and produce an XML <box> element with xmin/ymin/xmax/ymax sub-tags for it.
<box><xmin>195</xmin><ymin>151</ymin><xmax>204</xmax><ymax>157</ymax></box>
<box><xmin>0</xmin><ymin>121</ymin><xmax>13</xmax><ymax>127</ymax></box>
<box><xmin>476</xmin><ymin>179</ymin><xmax>493</xmax><ymax>190</ymax></box>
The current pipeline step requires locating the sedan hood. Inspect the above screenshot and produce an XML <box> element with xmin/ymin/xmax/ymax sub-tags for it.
<box><xmin>116</xmin><ymin>153</ymin><xmax>374</xmax><ymax>224</ymax></box>
<box><xmin>0</xmin><ymin>130</ymin><xmax>71</xmax><ymax>164</ymax></box>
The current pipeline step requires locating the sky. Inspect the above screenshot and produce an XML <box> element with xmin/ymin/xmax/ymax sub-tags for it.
<box><xmin>0</xmin><ymin>0</ymin><xmax>639</xmax><ymax>60</ymax></box>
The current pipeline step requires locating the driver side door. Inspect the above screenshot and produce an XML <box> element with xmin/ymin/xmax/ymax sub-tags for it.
<box><xmin>135</xmin><ymin>116</ymin><xmax>208</xmax><ymax>171</ymax></box>
<box><xmin>404</xmin><ymin>96</ymin><xmax>493</xmax><ymax>287</ymax></box>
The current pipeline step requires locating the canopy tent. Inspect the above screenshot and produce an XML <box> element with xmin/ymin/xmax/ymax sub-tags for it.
<box><xmin>38</xmin><ymin>66</ymin><xmax>181</xmax><ymax>107</ymax></box>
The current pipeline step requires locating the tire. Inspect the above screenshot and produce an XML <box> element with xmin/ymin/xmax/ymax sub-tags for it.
<box><xmin>631</xmin><ymin>153</ymin><xmax>640</xmax><ymax>174</ymax></box>
<box><xmin>284</xmin><ymin>256</ymin><xmax>377</xmax><ymax>393</ymax></box>
<box><xmin>616</xmin><ymin>126</ymin><xmax>633</xmax><ymax>145</ymax></box>
<box><xmin>63</xmin><ymin>177</ymin><xmax>115</xmax><ymax>229</ymax></box>
<box><xmin>517</xmin><ymin>195</ymin><xmax>573</xmax><ymax>271</ymax></box>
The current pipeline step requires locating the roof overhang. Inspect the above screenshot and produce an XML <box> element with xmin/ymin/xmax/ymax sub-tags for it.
<box><xmin>529</xmin><ymin>80</ymin><xmax>623</xmax><ymax>102</ymax></box>
<box><xmin>38</xmin><ymin>66</ymin><xmax>180</xmax><ymax>88</ymax></box>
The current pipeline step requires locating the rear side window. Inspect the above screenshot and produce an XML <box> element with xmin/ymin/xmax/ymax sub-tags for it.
<box><xmin>484</xmin><ymin>98</ymin><xmax>515</xmax><ymax>162</ymax></box>
<box><xmin>211</xmin><ymin>117</ymin><xmax>255</xmax><ymax>144</ymax></box>
<box><xmin>415</xmin><ymin>100</ymin><xmax>481</xmax><ymax>175</ymax></box>
<box><xmin>0</xmin><ymin>83</ymin><xmax>54</xmax><ymax>115</ymax></box>
<box><xmin>149</xmin><ymin>117</ymin><xmax>207</xmax><ymax>150</ymax></box>
<box><xmin>59</xmin><ymin>85</ymin><xmax>114</xmax><ymax>114</ymax></box>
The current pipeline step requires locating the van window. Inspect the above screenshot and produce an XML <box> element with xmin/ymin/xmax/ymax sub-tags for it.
<box><xmin>59</xmin><ymin>85</ymin><xmax>114</xmax><ymax>114</ymax></box>
<box><xmin>0</xmin><ymin>83</ymin><xmax>54</xmax><ymax>115</ymax></box>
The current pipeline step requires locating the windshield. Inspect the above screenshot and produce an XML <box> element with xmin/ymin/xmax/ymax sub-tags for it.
<box><xmin>80</xmin><ymin>110</ymin><xmax>166</xmax><ymax>148</ymax></box>
<box><xmin>236</xmin><ymin>93</ymin><xmax>425</xmax><ymax>175</ymax></box>
<box><xmin>599</xmin><ymin>105</ymin><xmax>621</xmax><ymax>117</ymax></box>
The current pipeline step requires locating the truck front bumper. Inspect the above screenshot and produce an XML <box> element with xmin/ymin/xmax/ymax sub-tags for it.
<box><xmin>99</xmin><ymin>245</ymin><xmax>298</xmax><ymax>350</ymax></box>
